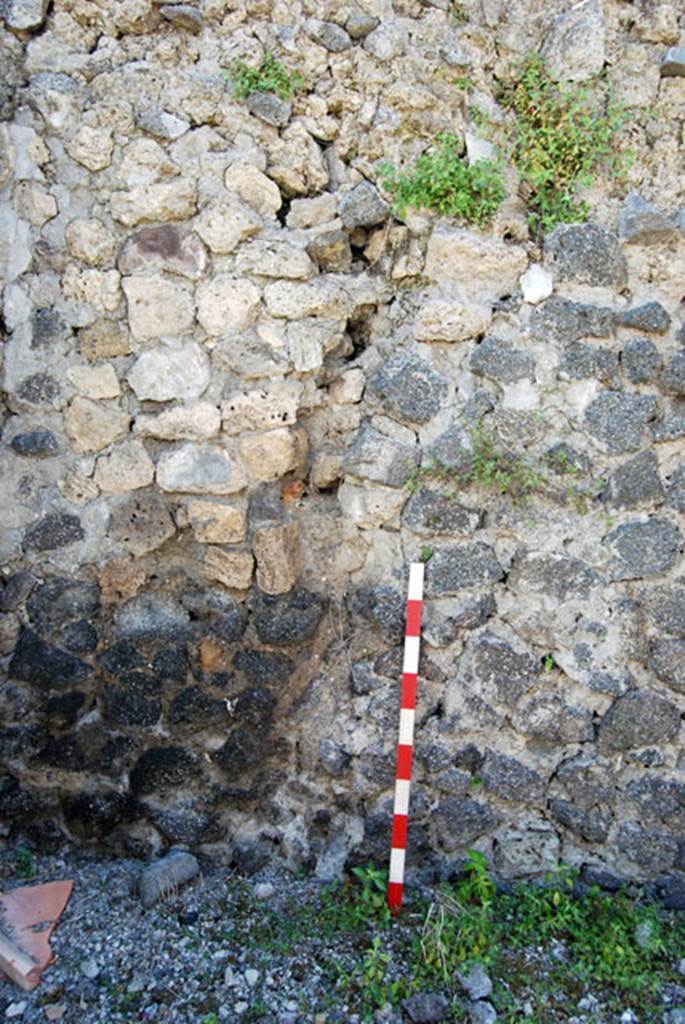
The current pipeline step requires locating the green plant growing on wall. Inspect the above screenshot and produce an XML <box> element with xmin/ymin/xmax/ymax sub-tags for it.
<box><xmin>377</xmin><ymin>133</ymin><xmax>506</xmax><ymax>226</ymax></box>
<box><xmin>227</xmin><ymin>53</ymin><xmax>304</xmax><ymax>101</ymax></box>
<box><xmin>501</xmin><ymin>54</ymin><xmax>629</xmax><ymax>235</ymax></box>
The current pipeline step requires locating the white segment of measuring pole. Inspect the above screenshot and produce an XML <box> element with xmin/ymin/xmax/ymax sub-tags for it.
<box><xmin>398</xmin><ymin>708</ymin><xmax>415</xmax><ymax>746</ymax></box>
<box><xmin>407</xmin><ymin>563</ymin><xmax>424</xmax><ymax>601</ymax></box>
<box><xmin>389</xmin><ymin>847</ymin><xmax>406</xmax><ymax>884</ymax></box>
<box><xmin>393</xmin><ymin>778</ymin><xmax>411</xmax><ymax>816</ymax></box>
<box><xmin>402</xmin><ymin>635</ymin><xmax>420</xmax><ymax>674</ymax></box>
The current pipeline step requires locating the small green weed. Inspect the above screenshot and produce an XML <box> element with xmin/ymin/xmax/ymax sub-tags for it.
<box><xmin>350</xmin><ymin>864</ymin><xmax>392</xmax><ymax>926</ymax></box>
<box><xmin>420</xmin><ymin>545</ymin><xmax>433</xmax><ymax>563</ymax></box>
<box><xmin>227</xmin><ymin>53</ymin><xmax>304</xmax><ymax>101</ymax></box>
<box><xmin>542</xmin><ymin>654</ymin><xmax>554</xmax><ymax>673</ymax></box>
<box><xmin>15</xmin><ymin>847</ymin><xmax>37</xmax><ymax>880</ymax></box>
<box><xmin>377</xmin><ymin>133</ymin><xmax>505</xmax><ymax>226</ymax></box>
<box><xmin>501</xmin><ymin>54</ymin><xmax>630</xmax><ymax>235</ymax></box>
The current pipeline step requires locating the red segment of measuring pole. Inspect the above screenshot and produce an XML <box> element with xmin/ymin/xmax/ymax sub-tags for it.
<box><xmin>388</xmin><ymin>562</ymin><xmax>424</xmax><ymax>917</ymax></box>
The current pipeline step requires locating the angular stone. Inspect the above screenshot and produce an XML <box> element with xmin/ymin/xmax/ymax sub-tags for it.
<box><xmin>252</xmin><ymin>588</ymin><xmax>325</xmax><ymax>645</ymax></box>
<box><xmin>136</xmin><ymin>110</ymin><xmax>190</xmax><ymax>142</ymax></box>
<box><xmin>402</xmin><ymin>488</ymin><xmax>480</xmax><ymax>536</ymax></box>
<box><xmin>194</xmin><ymin>195</ymin><xmax>264</xmax><ymax>253</ymax></box>
<box><xmin>212</xmin><ymin>730</ymin><xmax>266</xmax><ymax>774</ymax></box>
<box><xmin>585</xmin><ymin>391</ymin><xmax>657</xmax><ymax>453</ymax></box>
<box><xmin>550</xmin><ymin>799</ymin><xmax>610</xmax><ymax>843</ymax></box>
<box><xmin>618</xmin><ymin>302</ymin><xmax>671</xmax><ymax>334</ymax></box>
<box><xmin>263</xmin><ymin>278</ymin><xmax>349</xmax><ymax>319</ymax></box>
<box><xmin>204</xmin><ymin>547</ymin><xmax>254</xmax><ymax>590</ymax></box>
<box><xmin>2</xmin><ymin>0</ymin><xmax>49</xmax><ymax>30</ymax></box>
<box><xmin>616</xmin><ymin>821</ymin><xmax>678</xmax><ymax>873</ymax></box>
<box><xmin>66</xmin><ymin>125</ymin><xmax>113</xmax><ymax>172</ymax></box>
<box><xmin>345</xmin><ymin>8</ymin><xmax>379</xmax><ymax>39</ymax></box>
<box><xmin>123</xmin><ymin>275</ymin><xmax>195</xmax><ymax>344</ymax></box>
<box><xmin>26</xmin><ymin>577</ymin><xmax>99</xmax><ymax>629</ymax></box>
<box><xmin>65</xmin><ymin>218</ymin><xmax>117</xmax><ymax>266</ymax></box>
<box><xmin>468</xmin><ymin>632</ymin><xmax>539</xmax><ymax>706</ymax></box>
<box><xmin>541</xmin><ymin>0</ymin><xmax>604</xmax><ymax>81</ymax></box>
<box><xmin>653</xmin><ymin>402</ymin><xmax>685</xmax><ymax>443</ymax></box>
<box><xmin>414</xmin><ymin>299</ymin><xmax>492</xmax><ymax>343</ymax></box>
<box><xmin>236</xmin><ymin>238</ymin><xmax>315</xmax><ymax>281</ymax></box>
<box><xmin>559</xmin><ymin>342</ymin><xmax>619</xmax><ymax>385</ymax></box>
<box><xmin>0</xmin><ymin>571</ymin><xmax>37</xmax><ymax>612</ymax></box>
<box><xmin>458</xmin><ymin>964</ymin><xmax>493</xmax><ymax>1002</ymax></box>
<box><xmin>402</xmin><ymin>992</ymin><xmax>450</xmax><ymax>1024</ymax></box>
<box><xmin>663</xmin><ymin>352</ymin><xmax>685</xmax><ymax>396</ymax></box>
<box><xmin>9</xmin><ymin>430</ymin><xmax>59</xmax><ymax>458</ymax></box>
<box><xmin>618</xmin><ymin>192</ymin><xmax>677</xmax><ymax>244</ymax></box>
<box><xmin>286</xmin><ymin>194</ymin><xmax>336</xmax><ymax>229</ymax></box>
<box><xmin>78</xmin><ymin>321</ymin><xmax>131</xmax><ymax>362</ymax></box>
<box><xmin>363</xmin><ymin>22</ymin><xmax>407</xmax><ymax>61</ymax></box>
<box><xmin>286</xmin><ymin>317</ymin><xmax>346</xmax><ymax>371</ymax></box>
<box><xmin>99</xmin><ymin>557</ymin><xmax>148</xmax><ymax>606</ymax></box>
<box><xmin>661</xmin><ymin>47</ymin><xmax>685</xmax><ymax>77</ymax></box>
<box><xmin>114</xmin><ymin>593</ymin><xmax>190</xmax><ymax>640</ymax></box>
<box><xmin>157</xmin><ymin>443</ymin><xmax>247</xmax><ymax>495</ymax></box>
<box><xmin>168</xmin><ymin>686</ymin><xmax>224</xmax><ymax>726</ymax></box>
<box><xmin>433</xmin><ymin>797</ymin><xmax>499</xmax><ymax>851</ymax></box>
<box><xmin>159</xmin><ymin>4</ymin><xmax>203</xmax><ymax>33</ymax></box>
<box><xmin>9</xmin><ymin>628</ymin><xmax>91</xmax><ymax>687</ymax></box>
<box><xmin>111</xmin><ymin>181</ymin><xmax>198</xmax><ymax>228</ymax></box>
<box><xmin>224</xmin><ymin>163</ymin><xmax>281</xmax><ymax>218</ymax></box>
<box><xmin>135</xmin><ymin>402</ymin><xmax>220</xmax><ymax>441</ymax></box>
<box><xmin>128</xmin><ymin>342</ymin><xmax>209</xmax><ymax>402</ymax></box>
<box><xmin>640</xmin><ymin>584</ymin><xmax>685</xmax><ymax>636</ymax></box>
<box><xmin>648</xmin><ymin>638</ymin><xmax>685</xmax><ymax>694</ymax></box>
<box><xmin>61</xmin><ymin>266</ymin><xmax>122</xmax><ymax>313</ymax></box>
<box><xmin>513</xmin><ymin>693</ymin><xmax>594</xmax><ymax>743</ymax></box>
<box><xmin>246</xmin><ymin>91</ymin><xmax>291</xmax><ymax>128</ymax></box>
<box><xmin>306</xmin><ymin>230</ymin><xmax>352</xmax><ymax>273</ymax></box>
<box><xmin>129</xmin><ymin>746</ymin><xmax>198</xmax><ymax>795</ymax></box>
<box><xmin>337</xmin><ymin>481</ymin><xmax>406</xmax><ymax>528</ymax></box>
<box><xmin>253</xmin><ymin>522</ymin><xmax>301</xmax><ymax>595</ymax></box>
<box><xmin>599</xmin><ymin>689</ymin><xmax>680</xmax><ymax>752</ymax></box>
<box><xmin>239</xmin><ymin>428</ymin><xmax>299</xmax><ymax>481</ymax></box>
<box><xmin>426</xmin><ymin>544</ymin><xmax>503</xmax><ymax>596</ymax></box>
<box><xmin>338</xmin><ymin>181</ymin><xmax>389</xmax><ymax>229</ymax></box>
<box><xmin>221</xmin><ymin>381</ymin><xmax>300</xmax><ymax>435</ymax></box>
<box><xmin>109</xmin><ymin>492</ymin><xmax>175</xmax><ymax>555</ymax></box>
<box><xmin>196</xmin><ymin>276</ymin><xmax>261</xmax><ymax>335</ymax></box>
<box><xmin>607</xmin><ymin>517</ymin><xmax>682</xmax><ymax>580</ymax></box>
<box><xmin>470</xmin><ymin>1002</ymin><xmax>497</xmax><ymax>1024</ymax></box>
<box><xmin>266</xmin><ymin>122</ymin><xmax>329</xmax><ymax>197</ymax></box>
<box><xmin>93</xmin><ymin>441</ymin><xmax>155</xmax><ymax>494</ymax></box>
<box><xmin>666</xmin><ymin>462</ymin><xmax>685</xmax><ymax>513</ymax></box>
<box><xmin>118</xmin><ymin>225</ymin><xmax>209</xmax><ymax>280</ymax></box>
<box><xmin>233</xmin><ymin>648</ymin><xmax>293</xmax><ymax>686</ymax></box>
<box><xmin>529</xmin><ymin>296</ymin><xmax>615</xmax><ymax>342</ymax></box>
<box><xmin>425</xmin><ymin>226</ymin><xmax>527</xmax><ymax>300</ymax></box>
<box><xmin>367</xmin><ymin>354</ymin><xmax>447</xmax><ymax>425</ymax></box>
<box><xmin>184</xmin><ymin>500</ymin><xmax>246</xmax><ymax>544</ymax></box>
<box><xmin>103</xmin><ymin>672</ymin><xmax>161</xmax><ymax>726</ymax></box>
<box><xmin>622</xmin><ymin>337</ymin><xmax>660</xmax><ymax>384</ymax></box>
<box><xmin>482</xmin><ymin>751</ymin><xmax>545</xmax><ymax>804</ymax></box>
<box><xmin>603</xmin><ymin>450</ymin><xmax>664</xmax><ymax>510</ymax></box>
<box><xmin>343</xmin><ymin>423</ymin><xmax>418</xmax><ymax>488</ymax></box>
<box><xmin>67</xmin><ymin>363</ymin><xmax>120</xmax><ymax>400</ymax></box>
<box><xmin>520</xmin><ymin>264</ymin><xmax>553</xmax><ymax>304</ymax></box>
<box><xmin>305</xmin><ymin>18</ymin><xmax>352</xmax><ymax>51</ymax></box>
<box><xmin>470</xmin><ymin>335</ymin><xmax>534</xmax><ymax>383</ymax></box>
<box><xmin>24</xmin><ymin>513</ymin><xmax>84</xmax><ymax>551</ymax></box>
<box><xmin>545</xmin><ymin>223</ymin><xmax>627</xmax><ymax>287</ymax></box>
<box><xmin>14</xmin><ymin>183</ymin><xmax>57</xmax><ymax>227</ymax></box>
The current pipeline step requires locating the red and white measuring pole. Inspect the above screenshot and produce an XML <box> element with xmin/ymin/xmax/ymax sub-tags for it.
<box><xmin>387</xmin><ymin>561</ymin><xmax>424</xmax><ymax>916</ymax></box>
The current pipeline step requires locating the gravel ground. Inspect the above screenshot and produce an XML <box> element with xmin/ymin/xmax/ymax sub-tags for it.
<box><xmin>1</xmin><ymin>847</ymin><xmax>684</xmax><ymax>1024</ymax></box>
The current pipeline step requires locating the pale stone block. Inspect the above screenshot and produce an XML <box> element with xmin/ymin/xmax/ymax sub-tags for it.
<box><xmin>65</xmin><ymin>218</ymin><xmax>118</xmax><ymax>267</ymax></box>
<box><xmin>286</xmin><ymin>193</ymin><xmax>337</xmax><ymax>229</ymax></box>
<box><xmin>194</xmin><ymin>196</ymin><xmax>262</xmax><ymax>254</ymax></box>
<box><xmin>123</xmin><ymin>275</ymin><xmax>196</xmax><ymax>343</ymax></box>
<box><xmin>239</xmin><ymin>428</ymin><xmax>298</xmax><ymax>481</ymax></box>
<box><xmin>64</xmin><ymin>397</ymin><xmax>130</xmax><ymax>455</ymax></box>
<box><xmin>157</xmin><ymin>443</ymin><xmax>247</xmax><ymax>494</ymax></box>
<box><xmin>128</xmin><ymin>342</ymin><xmax>210</xmax><ymax>402</ymax></box>
<box><xmin>185</xmin><ymin>500</ymin><xmax>247</xmax><ymax>543</ymax></box>
<box><xmin>310</xmin><ymin>452</ymin><xmax>342</xmax><ymax>489</ymax></box>
<box><xmin>236</xmin><ymin>238</ymin><xmax>316</xmax><ymax>280</ymax></box>
<box><xmin>425</xmin><ymin>226</ymin><xmax>528</xmax><ymax>300</ymax></box>
<box><xmin>66</xmin><ymin>125</ymin><xmax>113</xmax><ymax>171</ymax></box>
<box><xmin>13</xmin><ymin>183</ymin><xmax>58</xmax><ymax>228</ymax></box>
<box><xmin>62</xmin><ymin>266</ymin><xmax>121</xmax><ymax>313</ymax></box>
<box><xmin>204</xmin><ymin>547</ymin><xmax>254</xmax><ymax>590</ymax></box>
<box><xmin>224</xmin><ymin>163</ymin><xmax>282</xmax><ymax>217</ymax></box>
<box><xmin>338</xmin><ymin>480</ymin><xmax>406</xmax><ymax>528</ymax></box>
<box><xmin>330</xmin><ymin>369</ymin><xmax>365</xmax><ymax>404</ymax></box>
<box><xmin>414</xmin><ymin>299</ymin><xmax>492</xmax><ymax>342</ymax></box>
<box><xmin>135</xmin><ymin>402</ymin><xmax>220</xmax><ymax>441</ymax></box>
<box><xmin>67</xmin><ymin>363</ymin><xmax>121</xmax><ymax>399</ymax></box>
<box><xmin>111</xmin><ymin>180</ymin><xmax>198</xmax><ymax>227</ymax></box>
<box><xmin>264</xmin><ymin>279</ymin><xmax>350</xmax><ymax>319</ymax></box>
<box><xmin>196</xmin><ymin>276</ymin><xmax>261</xmax><ymax>335</ymax></box>
<box><xmin>94</xmin><ymin>440</ymin><xmax>155</xmax><ymax>493</ymax></box>
<box><xmin>221</xmin><ymin>380</ymin><xmax>301</xmax><ymax>435</ymax></box>
<box><xmin>253</xmin><ymin>522</ymin><xmax>301</xmax><ymax>595</ymax></box>
<box><xmin>521</xmin><ymin>265</ymin><xmax>553</xmax><ymax>305</ymax></box>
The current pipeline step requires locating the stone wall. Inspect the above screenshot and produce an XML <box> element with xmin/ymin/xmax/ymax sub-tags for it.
<box><xmin>1</xmin><ymin>0</ymin><xmax>685</xmax><ymax>891</ymax></box>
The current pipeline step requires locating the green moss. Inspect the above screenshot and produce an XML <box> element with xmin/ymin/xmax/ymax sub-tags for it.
<box><xmin>227</xmin><ymin>53</ymin><xmax>304</xmax><ymax>102</ymax></box>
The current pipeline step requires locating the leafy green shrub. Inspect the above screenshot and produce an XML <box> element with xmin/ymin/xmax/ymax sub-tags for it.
<box><xmin>228</xmin><ymin>53</ymin><xmax>304</xmax><ymax>101</ymax></box>
<box><xmin>377</xmin><ymin>133</ymin><xmax>506</xmax><ymax>226</ymax></box>
<box><xmin>501</xmin><ymin>54</ymin><xmax>629</xmax><ymax>234</ymax></box>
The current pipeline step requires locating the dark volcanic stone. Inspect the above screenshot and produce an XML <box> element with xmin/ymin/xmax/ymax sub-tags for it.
<box><xmin>545</xmin><ymin>223</ymin><xmax>627</xmax><ymax>287</ymax></box>
<box><xmin>606</xmin><ymin>517</ymin><xmax>682</xmax><ymax>580</ymax></box>
<box><xmin>640</xmin><ymin>585</ymin><xmax>685</xmax><ymax>635</ymax></box>
<box><xmin>422</xmin><ymin>593</ymin><xmax>496</xmax><ymax>646</ymax></box>
<box><xmin>513</xmin><ymin>693</ymin><xmax>594</xmax><ymax>743</ymax></box>
<box><xmin>16</xmin><ymin>373</ymin><xmax>61</xmax><ymax>406</ymax></box>
<box><xmin>33</xmin><ymin>736</ymin><xmax>87</xmax><ymax>772</ymax></box>
<box><xmin>253</xmin><ymin>589</ymin><xmax>325</xmax><ymax>646</ymax></box>
<box><xmin>550</xmin><ymin>799</ymin><xmax>611</xmax><ymax>843</ymax></box>
<box><xmin>318</xmin><ymin>738</ymin><xmax>351</xmax><ymax>777</ymax></box>
<box><xmin>616</xmin><ymin>821</ymin><xmax>678</xmax><ymax>873</ymax></box>
<box><xmin>32</xmin><ymin>309</ymin><xmax>67</xmax><ymax>351</ymax></box>
<box><xmin>246</xmin><ymin>91</ymin><xmax>291</xmax><ymax>128</ymax></box>
<box><xmin>529</xmin><ymin>296</ymin><xmax>615</xmax><ymax>342</ymax></box>
<box><xmin>59</xmin><ymin>619</ymin><xmax>98</xmax><ymax>654</ymax></box>
<box><xmin>469</xmin><ymin>336</ymin><xmax>534</xmax><ymax>383</ymax></box>
<box><xmin>349</xmin><ymin>659</ymin><xmax>384</xmax><ymax>695</ymax></box>
<box><xmin>367</xmin><ymin>354</ymin><xmax>448</xmax><ymax>425</ymax></box>
<box><xmin>481</xmin><ymin>751</ymin><xmax>545</xmax><ymax>804</ymax></box>
<box><xmin>648</xmin><ymin>638</ymin><xmax>685</xmax><ymax>694</ymax></box>
<box><xmin>10</xmin><ymin>430</ymin><xmax>59</xmax><ymax>458</ymax></box>
<box><xmin>152</xmin><ymin>645</ymin><xmax>188</xmax><ymax>682</ymax></box>
<box><xmin>424</xmin><ymin>421</ymin><xmax>471</xmax><ymax>471</ymax></box>
<box><xmin>234</xmin><ymin>686</ymin><xmax>276</xmax><ymax>727</ymax></box>
<box><xmin>103</xmin><ymin>672</ymin><xmax>161</xmax><ymax>726</ymax></box>
<box><xmin>426</xmin><ymin>543</ymin><xmax>503</xmax><ymax>595</ymax></box>
<box><xmin>168</xmin><ymin>686</ymin><xmax>225</xmax><ymax>726</ymax></box>
<box><xmin>129</xmin><ymin>746</ymin><xmax>198</xmax><ymax>795</ymax></box>
<box><xmin>653</xmin><ymin>402</ymin><xmax>685</xmax><ymax>442</ymax></box>
<box><xmin>618</xmin><ymin>192</ymin><xmax>676</xmax><ymax>245</ymax></box>
<box><xmin>559</xmin><ymin>342</ymin><xmax>619</xmax><ymax>385</ymax></box>
<box><xmin>342</xmin><ymin>423</ymin><xmax>419</xmax><ymax>487</ymax></box>
<box><xmin>212</xmin><ymin>731</ymin><xmax>266</xmax><ymax>773</ymax></box>
<box><xmin>598</xmin><ymin>689</ymin><xmax>681</xmax><ymax>752</ymax></box>
<box><xmin>10</xmin><ymin>628</ymin><xmax>92</xmax><ymax>687</ymax></box>
<box><xmin>402</xmin><ymin>992</ymin><xmax>450</xmax><ymax>1024</ymax></box>
<box><xmin>46</xmin><ymin>690</ymin><xmax>87</xmax><ymax>726</ymax></box>
<box><xmin>348</xmin><ymin>584</ymin><xmax>405</xmax><ymax>643</ymax></box>
<box><xmin>618</xmin><ymin>302</ymin><xmax>671</xmax><ymax>334</ymax></box>
<box><xmin>27</xmin><ymin>577</ymin><xmax>100</xmax><ymax>630</ymax></box>
<box><xmin>508</xmin><ymin>553</ymin><xmax>601</xmax><ymax>600</ymax></box>
<box><xmin>233</xmin><ymin>649</ymin><xmax>294</xmax><ymax>686</ymax></box>
<box><xmin>433</xmin><ymin>797</ymin><xmax>499</xmax><ymax>851</ymax></box>
<box><xmin>209</xmin><ymin>602</ymin><xmax>247</xmax><ymax>642</ymax></box>
<box><xmin>626</xmin><ymin>776</ymin><xmax>685</xmax><ymax>827</ymax></box>
<box><xmin>63</xmin><ymin>790</ymin><xmax>136</xmax><ymax>837</ymax></box>
<box><xmin>657</xmin><ymin>874</ymin><xmax>685</xmax><ymax>911</ymax></box>
<box><xmin>97</xmin><ymin>641</ymin><xmax>145</xmax><ymax>675</ymax></box>
<box><xmin>622</xmin><ymin>337</ymin><xmax>661</xmax><ymax>384</ymax></box>
<box><xmin>469</xmin><ymin>633</ymin><xmax>539</xmax><ymax>706</ymax></box>
<box><xmin>114</xmin><ymin>593</ymin><xmax>191</xmax><ymax>640</ymax></box>
<box><xmin>584</xmin><ymin>391</ymin><xmax>657</xmax><ymax>453</ymax></box>
<box><xmin>151</xmin><ymin>805</ymin><xmax>222</xmax><ymax>845</ymax></box>
<box><xmin>662</xmin><ymin>352</ymin><xmax>685</xmax><ymax>396</ymax></box>
<box><xmin>666</xmin><ymin>462</ymin><xmax>685</xmax><ymax>512</ymax></box>
<box><xmin>338</xmin><ymin>181</ymin><xmax>389</xmax><ymax>229</ymax></box>
<box><xmin>602</xmin><ymin>450</ymin><xmax>664</xmax><ymax>510</ymax></box>
<box><xmin>0</xmin><ymin>570</ymin><xmax>38</xmax><ymax>611</ymax></box>
<box><xmin>24</xmin><ymin>513</ymin><xmax>84</xmax><ymax>551</ymax></box>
